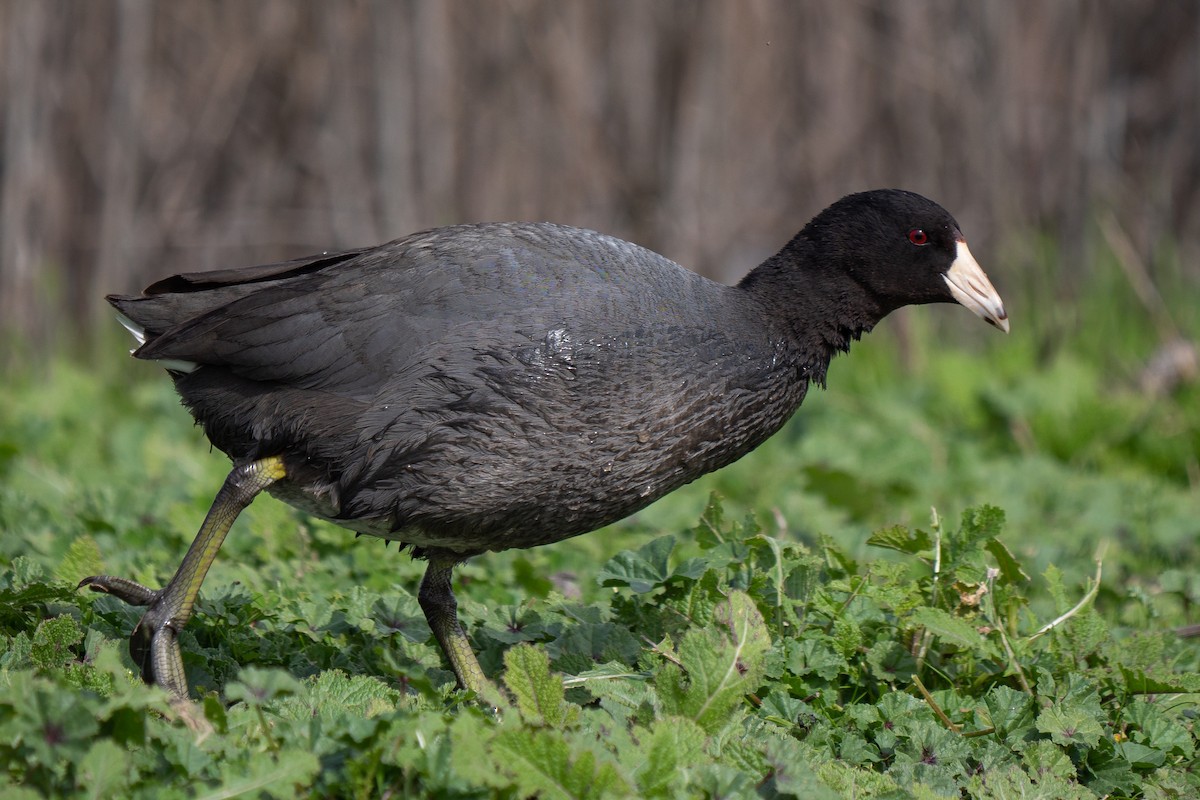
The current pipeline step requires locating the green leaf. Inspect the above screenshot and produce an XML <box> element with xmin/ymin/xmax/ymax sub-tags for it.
<box><xmin>504</xmin><ymin>643</ymin><xmax>574</xmax><ymax>728</ymax></box>
<box><xmin>0</xmin><ymin>582</ymin><xmax>74</xmax><ymax>635</ymax></box>
<box><xmin>1085</xmin><ymin>741</ymin><xmax>1139</xmax><ymax>796</ymax></box>
<box><xmin>596</xmin><ymin>536</ymin><xmax>675</xmax><ymax>592</ymax></box>
<box><xmin>1018</xmin><ymin>739</ymin><xmax>1078</xmax><ymax>782</ymax></box>
<box><xmin>55</xmin><ymin>534</ymin><xmax>105</xmax><ymax>586</ymax></box>
<box><xmin>280</xmin><ymin>669</ymin><xmax>400</xmax><ymax>719</ymax></box>
<box><xmin>30</xmin><ymin>615</ymin><xmax>83</xmax><ymax>671</ymax></box>
<box><xmin>955</xmin><ymin>505</ymin><xmax>1005</xmax><ymax>549</ymax></box>
<box><xmin>225</xmin><ymin>666</ymin><xmax>305</xmax><ymax>706</ymax></box>
<box><xmin>664</xmin><ymin>568</ymin><xmax>722</xmax><ymax>629</ymax></box>
<box><xmin>867</xmin><ymin>524</ymin><xmax>933</xmax><ymax>556</ymax></box>
<box><xmin>785</xmin><ymin>637</ymin><xmax>847</xmax><ymax>681</ymax></box>
<box><xmin>200</xmin><ymin>749</ymin><xmax>320</xmax><ymax>800</ymax></box>
<box><xmin>1037</xmin><ymin>705</ymin><xmax>1105</xmax><ymax>747</ymax></box>
<box><xmin>983</xmin><ymin>537</ymin><xmax>1030</xmax><ymax>584</ymax></box>
<box><xmin>908</xmin><ymin>607</ymin><xmax>991</xmax><ymax>655</ymax></box>
<box><xmin>634</xmin><ymin>716</ymin><xmax>707</xmax><ymax>796</ymax></box>
<box><xmin>1121</xmin><ymin>666</ymin><xmax>1200</xmax><ymax>694</ymax></box>
<box><xmin>864</xmin><ymin>640</ymin><xmax>914</xmax><ymax>683</ymax></box>
<box><xmin>1115</xmin><ymin>741</ymin><xmax>1166</xmax><ymax>769</ymax></box>
<box><xmin>839</xmin><ymin>732</ymin><xmax>881</xmax><ymax>765</ymax></box>
<box><xmin>493</xmin><ymin>727</ymin><xmax>628</xmax><ymax>800</ymax></box>
<box><xmin>657</xmin><ymin>590</ymin><xmax>769</xmax><ymax>733</ymax></box>
<box><xmin>370</xmin><ymin>595</ymin><xmax>434</xmax><ymax>642</ymax></box>
<box><xmin>1127</xmin><ymin>701</ymin><xmax>1195</xmax><ymax>759</ymax></box>
<box><xmin>692</xmin><ymin>493</ymin><xmax>728</xmax><ymax>549</ymax></box>
<box><xmin>76</xmin><ymin>739</ymin><xmax>129</xmax><ymax>800</ymax></box>
<box><xmin>818</xmin><ymin>535</ymin><xmax>858</xmax><ymax>576</ymax></box>
<box><xmin>983</xmin><ymin>685</ymin><xmax>1036</xmax><ymax>737</ymax></box>
<box><xmin>448</xmin><ymin>711</ymin><xmax>506</xmax><ymax>790</ymax></box>
<box><xmin>548</xmin><ymin>621</ymin><xmax>641</xmax><ymax>672</ymax></box>
<box><xmin>830</xmin><ymin>617</ymin><xmax>863</xmax><ymax>660</ymax></box>
<box><xmin>763</xmin><ymin>734</ymin><xmax>840</xmax><ymax>796</ymax></box>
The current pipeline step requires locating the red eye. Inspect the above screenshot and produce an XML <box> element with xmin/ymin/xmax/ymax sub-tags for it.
<box><xmin>908</xmin><ymin>229</ymin><xmax>929</xmax><ymax>246</ymax></box>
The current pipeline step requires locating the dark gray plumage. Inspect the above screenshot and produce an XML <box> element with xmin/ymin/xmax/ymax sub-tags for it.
<box><xmin>86</xmin><ymin>189</ymin><xmax>1008</xmax><ymax>698</ymax></box>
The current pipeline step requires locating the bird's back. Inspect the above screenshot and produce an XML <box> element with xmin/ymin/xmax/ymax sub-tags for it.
<box><xmin>114</xmin><ymin>223</ymin><xmax>812</xmax><ymax>554</ymax></box>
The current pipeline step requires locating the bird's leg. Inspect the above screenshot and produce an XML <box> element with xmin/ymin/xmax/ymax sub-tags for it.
<box><xmin>418</xmin><ymin>557</ymin><xmax>495</xmax><ymax>697</ymax></box>
<box><xmin>80</xmin><ymin>456</ymin><xmax>287</xmax><ymax>702</ymax></box>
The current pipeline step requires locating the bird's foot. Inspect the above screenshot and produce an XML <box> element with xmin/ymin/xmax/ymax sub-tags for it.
<box><xmin>78</xmin><ymin>574</ymin><xmax>190</xmax><ymax>702</ymax></box>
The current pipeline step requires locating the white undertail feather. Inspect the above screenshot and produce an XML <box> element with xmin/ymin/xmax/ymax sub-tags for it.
<box><xmin>115</xmin><ymin>312</ymin><xmax>147</xmax><ymax>346</ymax></box>
<box><xmin>115</xmin><ymin>311</ymin><xmax>199</xmax><ymax>373</ymax></box>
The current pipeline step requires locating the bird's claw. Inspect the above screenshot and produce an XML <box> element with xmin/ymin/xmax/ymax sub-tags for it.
<box><xmin>78</xmin><ymin>574</ymin><xmax>161</xmax><ymax>606</ymax></box>
<box><xmin>78</xmin><ymin>574</ymin><xmax>188</xmax><ymax>698</ymax></box>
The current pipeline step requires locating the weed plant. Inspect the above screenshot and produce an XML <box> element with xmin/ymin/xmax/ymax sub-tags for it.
<box><xmin>0</xmin><ymin>257</ymin><xmax>1197</xmax><ymax>797</ymax></box>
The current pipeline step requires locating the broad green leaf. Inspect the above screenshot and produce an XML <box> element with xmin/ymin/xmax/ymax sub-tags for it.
<box><xmin>225</xmin><ymin>666</ymin><xmax>304</xmax><ymax>706</ymax></box>
<box><xmin>908</xmin><ymin>607</ymin><xmax>991</xmax><ymax>656</ymax></box>
<box><xmin>581</xmin><ymin>673</ymin><xmax>656</xmax><ymax>727</ymax></box>
<box><xmin>1121</xmin><ymin>666</ymin><xmax>1200</xmax><ymax>694</ymax></box>
<box><xmin>692</xmin><ymin>493</ymin><xmax>728</xmax><ymax>549</ymax></box>
<box><xmin>503</xmin><ymin>643</ymin><xmax>574</xmax><ymax>728</ymax></box>
<box><xmin>839</xmin><ymin>732</ymin><xmax>881</xmax><ymax>765</ymax></box>
<box><xmin>448</xmin><ymin>712</ymin><xmax>506</xmax><ymax>790</ymax></box>
<box><xmin>634</xmin><ymin>716</ymin><xmax>707</xmax><ymax>796</ymax></box>
<box><xmin>982</xmin><ymin>685</ymin><xmax>1035</xmax><ymax>737</ymax></box>
<box><xmin>757</xmin><ymin>692</ymin><xmax>810</xmax><ymax>729</ymax></box>
<box><xmin>955</xmin><ymin>505</ymin><xmax>1005</xmax><ymax>549</ymax></box>
<box><xmin>1018</xmin><ymin>739</ymin><xmax>1078</xmax><ymax>782</ymax></box>
<box><xmin>1114</xmin><ymin>741</ymin><xmax>1165</xmax><ymax>769</ymax></box>
<box><xmin>563</xmin><ymin>661</ymin><xmax>645</xmax><ymax>687</ymax></box>
<box><xmin>198</xmin><ymin>749</ymin><xmax>320</xmax><ymax>800</ymax></box>
<box><xmin>1036</xmin><ymin>705</ymin><xmax>1105</xmax><ymax>747</ymax></box>
<box><xmin>763</xmin><ymin>734</ymin><xmax>840</xmax><ymax>796</ymax></box>
<box><xmin>1084</xmin><ymin>742</ymin><xmax>1139</xmax><ymax>797</ymax></box>
<box><xmin>295</xmin><ymin>669</ymin><xmax>400</xmax><ymax>718</ymax></box>
<box><xmin>983</xmin><ymin>537</ymin><xmax>1030</xmax><ymax>584</ymax></box>
<box><xmin>818</xmin><ymin>535</ymin><xmax>858</xmax><ymax>576</ymax></box>
<box><xmin>370</xmin><ymin>595</ymin><xmax>434</xmax><ymax>642</ymax></box>
<box><xmin>966</xmin><ymin>763</ymin><xmax>1093</xmax><ymax>800</ymax></box>
<box><xmin>664</xmin><ymin>568</ymin><xmax>722</xmax><ymax>629</ymax></box>
<box><xmin>1126</xmin><ymin>702</ymin><xmax>1195</xmax><ymax>759</ymax></box>
<box><xmin>867</xmin><ymin>524</ymin><xmax>933</xmax><ymax>556</ymax></box>
<box><xmin>864</xmin><ymin>639</ymin><xmax>914</xmax><ymax>683</ymax></box>
<box><xmin>785</xmin><ymin>637</ymin><xmax>847</xmax><ymax>681</ymax></box>
<box><xmin>493</xmin><ymin>727</ymin><xmax>628</xmax><ymax>800</ymax></box>
<box><xmin>0</xmin><ymin>582</ymin><xmax>75</xmax><ymax>634</ymax></box>
<box><xmin>782</xmin><ymin>557</ymin><xmax>821</xmax><ymax>604</ymax></box>
<box><xmin>547</xmin><ymin>621</ymin><xmax>640</xmax><ymax>669</ymax></box>
<box><xmin>685</xmin><ymin>763</ymin><xmax>758</xmax><ymax>798</ymax></box>
<box><xmin>76</xmin><ymin>739</ymin><xmax>129</xmax><ymax>800</ymax></box>
<box><xmin>595</xmin><ymin>536</ymin><xmax>675</xmax><ymax>592</ymax></box>
<box><xmin>30</xmin><ymin>615</ymin><xmax>83</xmax><ymax>671</ymax></box>
<box><xmin>657</xmin><ymin>590</ymin><xmax>769</xmax><ymax>733</ymax></box>
<box><xmin>876</xmin><ymin>691</ymin><xmax>929</xmax><ymax>734</ymax></box>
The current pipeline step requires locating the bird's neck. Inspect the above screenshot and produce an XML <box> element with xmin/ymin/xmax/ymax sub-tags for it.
<box><xmin>737</xmin><ymin>240</ymin><xmax>888</xmax><ymax>385</ymax></box>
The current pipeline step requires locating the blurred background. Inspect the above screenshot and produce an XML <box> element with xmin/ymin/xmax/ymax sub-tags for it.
<box><xmin>1</xmin><ymin>0</ymin><xmax>1197</xmax><ymax>357</ymax></box>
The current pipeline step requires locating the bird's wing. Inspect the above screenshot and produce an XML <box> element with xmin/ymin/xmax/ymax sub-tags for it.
<box><xmin>128</xmin><ymin>224</ymin><xmax>701</xmax><ymax>398</ymax></box>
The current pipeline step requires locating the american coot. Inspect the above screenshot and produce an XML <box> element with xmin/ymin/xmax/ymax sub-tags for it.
<box><xmin>81</xmin><ymin>189</ymin><xmax>1007</xmax><ymax>700</ymax></box>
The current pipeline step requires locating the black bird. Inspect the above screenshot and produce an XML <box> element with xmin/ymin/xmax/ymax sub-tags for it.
<box><xmin>81</xmin><ymin>189</ymin><xmax>1007</xmax><ymax>699</ymax></box>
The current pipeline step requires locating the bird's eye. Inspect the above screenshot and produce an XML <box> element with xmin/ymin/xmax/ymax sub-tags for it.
<box><xmin>907</xmin><ymin>229</ymin><xmax>929</xmax><ymax>246</ymax></box>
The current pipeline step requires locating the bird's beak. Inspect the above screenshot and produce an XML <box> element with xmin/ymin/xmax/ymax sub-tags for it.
<box><xmin>943</xmin><ymin>241</ymin><xmax>1009</xmax><ymax>333</ymax></box>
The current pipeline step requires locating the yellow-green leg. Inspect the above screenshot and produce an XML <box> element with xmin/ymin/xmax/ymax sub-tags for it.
<box><xmin>418</xmin><ymin>557</ymin><xmax>496</xmax><ymax>698</ymax></box>
<box><xmin>80</xmin><ymin>456</ymin><xmax>286</xmax><ymax>701</ymax></box>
